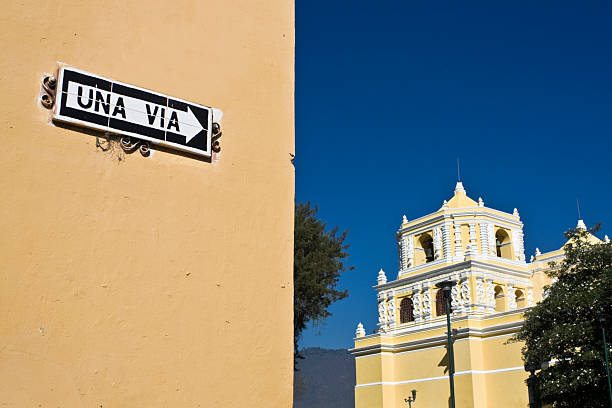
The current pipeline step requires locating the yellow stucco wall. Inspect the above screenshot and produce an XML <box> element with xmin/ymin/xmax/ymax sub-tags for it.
<box><xmin>0</xmin><ymin>1</ymin><xmax>294</xmax><ymax>407</ymax></box>
<box><xmin>354</xmin><ymin>333</ymin><xmax>528</xmax><ymax>408</ymax></box>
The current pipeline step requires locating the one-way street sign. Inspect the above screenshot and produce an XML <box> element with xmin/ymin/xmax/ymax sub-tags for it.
<box><xmin>52</xmin><ymin>65</ymin><xmax>218</xmax><ymax>157</ymax></box>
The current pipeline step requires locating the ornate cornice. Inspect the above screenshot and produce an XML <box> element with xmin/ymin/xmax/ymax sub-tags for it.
<box><xmin>377</xmin><ymin>259</ymin><xmax>530</xmax><ymax>291</ymax></box>
<box><xmin>398</xmin><ymin>208</ymin><xmax>522</xmax><ymax>236</ymax></box>
<box><xmin>350</xmin><ymin>319</ymin><xmax>525</xmax><ymax>357</ymax></box>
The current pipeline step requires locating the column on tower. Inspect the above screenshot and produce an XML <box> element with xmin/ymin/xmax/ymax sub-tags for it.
<box><xmin>451</xmin><ymin>280</ymin><xmax>460</xmax><ymax>313</ymax></box>
<box><xmin>467</xmin><ymin>222</ymin><xmax>478</xmax><ymax>258</ymax></box>
<box><xmin>453</xmin><ymin>220</ymin><xmax>464</xmax><ymax>261</ymax></box>
<box><xmin>475</xmin><ymin>276</ymin><xmax>486</xmax><ymax>312</ymax></box>
<box><xmin>511</xmin><ymin>228</ymin><xmax>526</xmax><ymax>261</ymax></box>
<box><xmin>442</xmin><ymin>221</ymin><xmax>452</xmax><ymax>262</ymax></box>
<box><xmin>413</xmin><ymin>286</ymin><xmax>423</xmax><ymax>322</ymax></box>
<box><xmin>518</xmin><ymin>229</ymin><xmax>526</xmax><ymax>261</ymax></box>
<box><xmin>421</xmin><ymin>284</ymin><xmax>432</xmax><ymax>320</ymax></box>
<box><xmin>377</xmin><ymin>292</ymin><xmax>388</xmax><ymax>331</ymax></box>
<box><xmin>461</xmin><ymin>277</ymin><xmax>472</xmax><ymax>313</ymax></box>
<box><xmin>387</xmin><ymin>293</ymin><xmax>396</xmax><ymax>329</ymax></box>
<box><xmin>508</xmin><ymin>284</ymin><xmax>517</xmax><ymax>310</ymax></box>
<box><xmin>398</xmin><ymin>238</ymin><xmax>406</xmax><ymax>271</ymax></box>
<box><xmin>487</xmin><ymin>223</ymin><xmax>496</xmax><ymax>256</ymax></box>
<box><xmin>433</xmin><ymin>226</ymin><xmax>442</xmax><ymax>260</ymax></box>
<box><xmin>485</xmin><ymin>278</ymin><xmax>495</xmax><ymax>312</ymax></box>
<box><xmin>527</xmin><ymin>288</ymin><xmax>534</xmax><ymax>306</ymax></box>
<box><xmin>406</xmin><ymin>235</ymin><xmax>414</xmax><ymax>268</ymax></box>
<box><xmin>479</xmin><ymin>221</ymin><xmax>489</xmax><ymax>256</ymax></box>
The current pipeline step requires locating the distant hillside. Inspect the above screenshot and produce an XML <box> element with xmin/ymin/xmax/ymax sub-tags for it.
<box><xmin>294</xmin><ymin>347</ymin><xmax>355</xmax><ymax>408</ymax></box>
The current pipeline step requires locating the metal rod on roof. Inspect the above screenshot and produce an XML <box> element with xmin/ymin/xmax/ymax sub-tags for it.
<box><xmin>457</xmin><ymin>157</ymin><xmax>461</xmax><ymax>182</ymax></box>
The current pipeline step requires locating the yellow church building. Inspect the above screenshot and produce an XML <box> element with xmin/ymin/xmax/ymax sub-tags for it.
<box><xmin>351</xmin><ymin>182</ymin><xmax>607</xmax><ymax>407</ymax></box>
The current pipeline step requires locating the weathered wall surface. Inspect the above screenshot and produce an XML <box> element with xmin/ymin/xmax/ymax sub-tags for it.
<box><xmin>0</xmin><ymin>1</ymin><xmax>294</xmax><ymax>406</ymax></box>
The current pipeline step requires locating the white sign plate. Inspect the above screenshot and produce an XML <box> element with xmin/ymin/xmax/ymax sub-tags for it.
<box><xmin>53</xmin><ymin>65</ymin><xmax>215</xmax><ymax>157</ymax></box>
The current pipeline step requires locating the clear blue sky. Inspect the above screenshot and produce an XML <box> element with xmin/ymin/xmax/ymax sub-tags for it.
<box><xmin>295</xmin><ymin>0</ymin><xmax>612</xmax><ymax>350</ymax></box>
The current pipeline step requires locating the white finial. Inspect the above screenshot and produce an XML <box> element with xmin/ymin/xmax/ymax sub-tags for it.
<box><xmin>442</xmin><ymin>200</ymin><xmax>448</xmax><ymax>209</ymax></box>
<box><xmin>605</xmin><ymin>235</ymin><xmax>610</xmax><ymax>243</ymax></box>
<box><xmin>530</xmin><ymin>255</ymin><xmax>534</xmax><ymax>262</ymax></box>
<box><xmin>454</xmin><ymin>182</ymin><xmax>466</xmax><ymax>194</ymax></box>
<box><xmin>535</xmin><ymin>248</ymin><xmax>541</xmax><ymax>256</ymax></box>
<box><xmin>577</xmin><ymin>219</ymin><xmax>587</xmax><ymax>231</ymax></box>
<box><xmin>355</xmin><ymin>322</ymin><xmax>366</xmax><ymax>338</ymax></box>
<box><xmin>478</xmin><ymin>197</ymin><xmax>484</xmax><ymax>207</ymax></box>
<box><xmin>377</xmin><ymin>268</ymin><xmax>387</xmax><ymax>285</ymax></box>
<box><xmin>513</xmin><ymin>208</ymin><xmax>520</xmax><ymax>218</ymax></box>
<box><xmin>402</xmin><ymin>215</ymin><xmax>408</xmax><ymax>225</ymax></box>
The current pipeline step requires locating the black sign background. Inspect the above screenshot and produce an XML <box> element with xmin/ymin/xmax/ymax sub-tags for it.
<box><xmin>53</xmin><ymin>66</ymin><xmax>213</xmax><ymax>157</ymax></box>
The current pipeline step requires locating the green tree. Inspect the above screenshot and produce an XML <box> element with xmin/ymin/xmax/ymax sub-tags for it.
<box><xmin>294</xmin><ymin>202</ymin><xmax>352</xmax><ymax>365</ymax></box>
<box><xmin>512</xmin><ymin>227</ymin><xmax>612</xmax><ymax>407</ymax></box>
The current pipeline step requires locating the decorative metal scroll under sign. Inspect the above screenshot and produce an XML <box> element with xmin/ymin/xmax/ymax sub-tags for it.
<box><xmin>51</xmin><ymin>64</ymin><xmax>221</xmax><ymax>158</ymax></box>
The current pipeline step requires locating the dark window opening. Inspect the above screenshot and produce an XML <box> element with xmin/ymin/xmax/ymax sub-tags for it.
<box><xmin>495</xmin><ymin>229</ymin><xmax>512</xmax><ymax>259</ymax></box>
<box><xmin>400</xmin><ymin>298</ymin><xmax>414</xmax><ymax>323</ymax></box>
<box><xmin>420</xmin><ymin>235</ymin><xmax>435</xmax><ymax>263</ymax></box>
<box><xmin>435</xmin><ymin>289</ymin><xmax>447</xmax><ymax>316</ymax></box>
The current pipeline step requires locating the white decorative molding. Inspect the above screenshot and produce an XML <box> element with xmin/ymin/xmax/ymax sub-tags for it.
<box><xmin>466</xmin><ymin>243</ymin><xmax>477</xmax><ymax>258</ymax></box>
<box><xmin>406</xmin><ymin>236</ymin><xmax>414</xmax><ymax>268</ymax></box>
<box><xmin>402</xmin><ymin>215</ymin><xmax>408</xmax><ymax>225</ymax></box>
<box><xmin>413</xmin><ymin>291</ymin><xmax>422</xmax><ymax>318</ymax></box>
<box><xmin>527</xmin><ymin>289</ymin><xmax>533</xmax><ymax>306</ymax></box>
<box><xmin>469</xmin><ymin>223</ymin><xmax>477</xmax><ymax>244</ymax></box>
<box><xmin>396</xmin><ymin>286</ymin><xmax>412</xmax><ymax>296</ymax></box>
<box><xmin>386</xmin><ymin>258</ymin><xmax>533</xmax><ymax>291</ymax></box>
<box><xmin>513</xmin><ymin>208</ymin><xmax>520</xmax><ymax>218</ymax></box>
<box><xmin>451</xmin><ymin>284</ymin><xmax>460</xmax><ymax>312</ymax></box>
<box><xmin>377</xmin><ymin>268</ymin><xmax>387</xmax><ymax>285</ymax></box>
<box><xmin>476</xmin><ymin>278</ymin><xmax>485</xmax><ymax>305</ymax></box>
<box><xmin>512</xmin><ymin>228</ymin><xmax>525</xmax><ymax>262</ymax></box>
<box><xmin>508</xmin><ymin>285</ymin><xmax>517</xmax><ymax>310</ymax></box>
<box><xmin>487</xmin><ymin>223</ymin><xmax>496</xmax><ymax>255</ymax></box>
<box><xmin>422</xmin><ymin>288</ymin><xmax>432</xmax><ymax>318</ymax></box>
<box><xmin>354</xmin><ymin>366</ymin><xmax>525</xmax><ymax>388</ymax></box>
<box><xmin>371</xmin><ymin>319</ymin><xmax>540</xmax><ymax>352</ymax></box>
<box><xmin>433</xmin><ymin>226</ymin><xmax>442</xmax><ymax>260</ymax></box>
<box><xmin>478</xmin><ymin>197</ymin><xmax>484</xmax><ymax>207</ymax></box>
<box><xmin>479</xmin><ymin>222</ymin><xmax>489</xmax><ymax>255</ymax></box>
<box><xmin>467</xmin><ymin>223</ymin><xmax>477</xmax><ymax>258</ymax></box>
<box><xmin>388</xmin><ymin>296</ymin><xmax>396</xmax><ymax>326</ymax></box>
<box><xmin>511</xmin><ymin>230</ymin><xmax>520</xmax><ymax>260</ymax></box>
<box><xmin>356</xmin><ymin>322</ymin><xmax>366</xmax><ymax>338</ymax></box>
<box><xmin>461</xmin><ymin>279</ymin><xmax>472</xmax><ymax>308</ymax></box>
<box><xmin>378</xmin><ymin>298</ymin><xmax>387</xmax><ymax>325</ymax></box>
<box><xmin>453</xmin><ymin>221</ymin><xmax>464</xmax><ymax>261</ymax></box>
<box><xmin>397</xmin><ymin>209</ymin><xmax>523</xmax><ymax>236</ymax></box>
<box><xmin>486</xmin><ymin>280</ymin><xmax>496</xmax><ymax>311</ymax></box>
<box><xmin>442</xmin><ymin>222</ymin><xmax>452</xmax><ymax>261</ymax></box>
<box><xmin>518</xmin><ymin>228</ymin><xmax>526</xmax><ymax>261</ymax></box>
<box><xmin>350</xmin><ymin>319</ymin><xmax>526</xmax><ymax>354</ymax></box>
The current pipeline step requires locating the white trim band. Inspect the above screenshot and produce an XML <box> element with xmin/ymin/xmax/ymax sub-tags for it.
<box><xmin>355</xmin><ymin>366</ymin><xmax>524</xmax><ymax>388</ymax></box>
